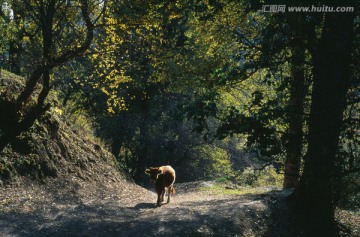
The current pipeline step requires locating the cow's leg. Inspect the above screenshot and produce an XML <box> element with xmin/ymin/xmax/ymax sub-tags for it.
<box><xmin>161</xmin><ymin>189</ymin><xmax>165</xmax><ymax>202</ymax></box>
<box><xmin>167</xmin><ymin>186</ymin><xmax>172</xmax><ymax>203</ymax></box>
<box><xmin>157</xmin><ymin>191</ymin><xmax>162</xmax><ymax>207</ymax></box>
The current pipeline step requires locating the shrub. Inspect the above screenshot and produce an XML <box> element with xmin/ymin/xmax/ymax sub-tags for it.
<box><xmin>235</xmin><ymin>166</ymin><xmax>283</xmax><ymax>188</ymax></box>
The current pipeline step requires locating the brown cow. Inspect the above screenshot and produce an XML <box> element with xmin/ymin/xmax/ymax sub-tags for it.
<box><xmin>145</xmin><ymin>165</ymin><xmax>176</xmax><ymax>207</ymax></box>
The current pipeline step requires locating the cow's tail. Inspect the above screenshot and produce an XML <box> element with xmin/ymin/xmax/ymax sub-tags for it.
<box><xmin>171</xmin><ymin>185</ymin><xmax>176</xmax><ymax>195</ymax></box>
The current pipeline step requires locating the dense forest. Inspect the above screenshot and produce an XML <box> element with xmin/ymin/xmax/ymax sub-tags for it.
<box><xmin>0</xmin><ymin>0</ymin><xmax>359</xmax><ymax>236</ymax></box>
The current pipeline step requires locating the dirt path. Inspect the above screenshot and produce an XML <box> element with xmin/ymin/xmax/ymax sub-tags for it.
<box><xmin>0</xmin><ymin>179</ymin><xmax>300</xmax><ymax>237</ymax></box>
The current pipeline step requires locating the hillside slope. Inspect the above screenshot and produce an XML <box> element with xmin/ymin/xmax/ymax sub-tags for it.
<box><xmin>0</xmin><ymin>70</ymin><xmax>131</xmax><ymax>186</ymax></box>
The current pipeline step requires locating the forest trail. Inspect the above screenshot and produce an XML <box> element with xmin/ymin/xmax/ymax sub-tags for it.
<box><xmin>0</xmin><ymin>179</ymin><xmax>294</xmax><ymax>237</ymax></box>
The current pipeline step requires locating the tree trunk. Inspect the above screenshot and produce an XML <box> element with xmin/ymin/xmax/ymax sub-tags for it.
<box><xmin>0</xmin><ymin>69</ymin><xmax>51</xmax><ymax>152</ymax></box>
<box><xmin>283</xmin><ymin>41</ymin><xmax>306</xmax><ymax>189</ymax></box>
<box><xmin>294</xmin><ymin>13</ymin><xmax>355</xmax><ymax>236</ymax></box>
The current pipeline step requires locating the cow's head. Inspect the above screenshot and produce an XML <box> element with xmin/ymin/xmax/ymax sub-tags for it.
<box><xmin>145</xmin><ymin>167</ymin><xmax>163</xmax><ymax>184</ymax></box>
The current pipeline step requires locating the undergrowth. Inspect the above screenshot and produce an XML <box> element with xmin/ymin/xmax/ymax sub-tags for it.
<box><xmin>200</xmin><ymin>184</ymin><xmax>279</xmax><ymax>196</ymax></box>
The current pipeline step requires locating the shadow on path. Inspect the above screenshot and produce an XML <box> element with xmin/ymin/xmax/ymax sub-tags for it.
<box><xmin>0</xmin><ymin>188</ymin><xmax>317</xmax><ymax>237</ymax></box>
<box><xmin>133</xmin><ymin>203</ymin><xmax>157</xmax><ymax>210</ymax></box>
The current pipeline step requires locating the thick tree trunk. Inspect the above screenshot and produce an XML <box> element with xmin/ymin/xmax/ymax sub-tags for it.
<box><xmin>294</xmin><ymin>13</ymin><xmax>355</xmax><ymax>236</ymax></box>
<box><xmin>283</xmin><ymin>44</ymin><xmax>305</xmax><ymax>189</ymax></box>
<box><xmin>0</xmin><ymin>69</ymin><xmax>51</xmax><ymax>152</ymax></box>
<box><xmin>0</xmin><ymin>1</ymin><xmax>94</xmax><ymax>153</ymax></box>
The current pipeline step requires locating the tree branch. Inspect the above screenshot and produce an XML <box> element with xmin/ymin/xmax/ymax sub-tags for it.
<box><xmin>48</xmin><ymin>0</ymin><xmax>94</xmax><ymax>67</ymax></box>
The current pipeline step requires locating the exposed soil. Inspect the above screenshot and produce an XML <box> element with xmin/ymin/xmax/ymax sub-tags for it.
<box><xmin>0</xmin><ymin>176</ymin><xmax>304</xmax><ymax>237</ymax></box>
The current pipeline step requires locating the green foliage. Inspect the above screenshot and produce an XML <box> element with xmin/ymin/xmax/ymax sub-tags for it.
<box><xmin>197</xmin><ymin>145</ymin><xmax>232</xmax><ymax>179</ymax></box>
<box><xmin>215</xmin><ymin>176</ymin><xmax>228</xmax><ymax>183</ymax></box>
<box><xmin>0</xmin><ymin>158</ymin><xmax>14</xmax><ymax>180</ymax></box>
<box><xmin>235</xmin><ymin>168</ymin><xmax>258</xmax><ymax>186</ymax></box>
<box><xmin>338</xmin><ymin>172</ymin><xmax>360</xmax><ymax>210</ymax></box>
<box><xmin>48</xmin><ymin>0</ymin><xmax>295</xmax><ymax>183</ymax></box>
<box><xmin>200</xmin><ymin>182</ymin><xmax>279</xmax><ymax>196</ymax></box>
<box><xmin>234</xmin><ymin>167</ymin><xmax>283</xmax><ymax>188</ymax></box>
